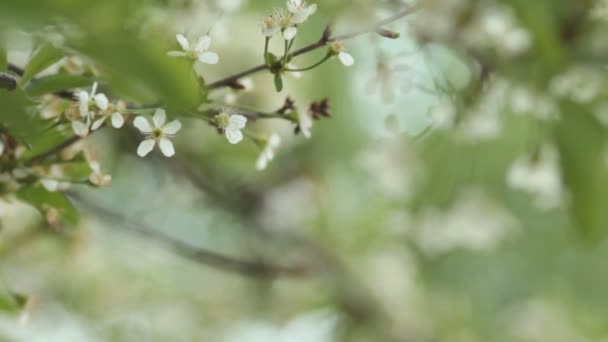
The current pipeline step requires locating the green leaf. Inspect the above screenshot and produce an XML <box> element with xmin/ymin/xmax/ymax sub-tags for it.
<box><xmin>0</xmin><ymin>39</ymin><xmax>7</xmax><ymax>71</ymax></box>
<box><xmin>267</xmin><ymin>52</ymin><xmax>279</xmax><ymax>66</ymax></box>
<box><xmin>17</xmin><ymin>185</ymin><xmax>79</xmax><ymax>226</ymax></box>
<box><xmin>274</xmin><ymin>74</ymin><xmax>283</xmax><ymax>92</ymax></box>
<box><xmin>0</xmin><ymin>88</ymin><xmax>44</xmax><ymax>142</ymax></box>
<box><xmin>21</xmin><ymin>43</ymin><xmax>64</xmax><ymax>85</ymax></box>
<box><xmin>555</xmin><ymin>101</ymin><xmax>608</xmax><ymax>240</ymax></box>
<box><xmin>0</xmin><ymin>292</ymin><xmax>27</xmax><ymax>314</ymax></box>
<box><xmin>24</xmin><ymin>73</ymin><xmax>93</xmax><ymax>97</ymax></box>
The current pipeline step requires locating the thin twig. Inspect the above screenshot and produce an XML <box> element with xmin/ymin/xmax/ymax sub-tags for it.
<box><xmin>206</xmin><ymin>5</ymin><xmax>418</xmax><ymax>90</ymax></box>
<box><xmin>69</xmin><ymin>192</ymin><xmax>312</xmax><ymax>278</ymax></box>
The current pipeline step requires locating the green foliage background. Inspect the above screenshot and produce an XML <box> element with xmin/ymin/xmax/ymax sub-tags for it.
<box><xmin>0</xmin><ymin>0</ymin><xmax>608</xmax><ymax>341</ymax></box>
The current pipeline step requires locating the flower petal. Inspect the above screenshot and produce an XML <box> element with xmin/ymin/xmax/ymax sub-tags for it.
<box><xmin>78</xmin><ymin>91</ymin><xmax>89</xmax><ymax>118</ymax></box>
<box><xmin>283</xmin><ymin>27</ymin><xmax>298</xmax><ymax>40</ymax></box>
<box><xmin>153</xmin><ymin>109</ymin><xmax>166</xmax><ymax>128</ymax></box>
<box><xmin>72</xmin><ymin>120</ymin><xmax>89</xmax><ymax>137</ymax></box>
<box><xmin>226</xmin><ymin>128</ymin><xmax>243</xmax><ymax>144</ymax></box>
<box><xmin>338</xmin><ymin>52</ymin><xmax>354</xmax><ymax>66</ymax></box>
<box><xmin>163</xmin><ymin>120</ymin><xmax>182</xmax><ymax>135</ymax></box>
<box><xmin>133</xmin><ymin>116</ymin><xmax>152</xmax><ymax>133</ymax></box>
<box><xmin>159</xmin><ymin>137</ymin><xmax>175</xmax><ymax>157</ymax></box>
<box><xmin>256</xmin><ymin>155</ymin><xmax>268</xmax><ymax>171</ymax></box>
<box><xmin>198</xmin><ymin>51</ymin><xmax>219</xmax><ymax>64</ymax></box>
<box><xmin>94</xmin><ymin>93</ymin><xmax>109</xmax><ymax>111</ymax></box>
<box><xmin>111</xmin><ymin>112</ymin><xmax>124</xmax><ymax>128</ymax></box>
<box><xmin>137</xmin><ymin>139</ymin><xmax>156</xmax><ymax>157</ymax></box>
<box><xmin>194</xmin><ymin>36</ymin><xmax>211</xmax><ymax>52</ymax></box>
<box><xmin>167</xmin><ymin>51</ymin><xmax>188</xmax><ymax>57</ymax></box>
<box><xmin>229</xmin><ymin>114</ymin><xmax>247</xmax><ymax>129</ymax></box>
<box><xmin>176</xmin><ymin>34</ymin><xmax>189</xmax><ymax>50</ymax></box>
<box><xmin>91</xmin><ymin>117</ymin><xmax>105</xmax><ymax>131</ymax></box>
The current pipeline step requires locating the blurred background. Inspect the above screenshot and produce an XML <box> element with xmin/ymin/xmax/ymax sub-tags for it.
<box><xmin>1</xmin><ymin>0</ymin><xmax>608</xmax><ymax>341</ymax></box>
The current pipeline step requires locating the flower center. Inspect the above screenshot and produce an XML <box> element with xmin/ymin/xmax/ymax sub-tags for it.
<box><xmin>151</xmin><ymin>128</ymin><xmax>164</xmax><ymax>139</ymax></box>
<box><xmin>215</xmin><ymin>112</ymin><xmax>230</xmax><ymax>128</ymax></box>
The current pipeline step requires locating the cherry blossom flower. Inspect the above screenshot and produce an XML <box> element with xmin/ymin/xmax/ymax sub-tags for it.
<box><xmin>329</xmin><ymin>42</ymin><xmax>354</xmax><ymax>66</ymax></box>
<box><xmin>262</xmin><ymin>11</ymin><xmax>282</xmax><ymax>37</ymax></box>
<box><xmin>167</xmin><ymin>34</ymin><xmax>219</xmax><ymax>65</ymax></box>
<box><xmin>133</xmin><ymin>109</ymin><xmax>182</xmax><ymax>157</ymax></box>
<box><xmin>256</xmin><ymin>134</ymin><xmax>281</xmax><ymax>171</ymax></box>
<box><xmin>215</xmin><ymin>110</ymin><xmax>248</xmax><ymax>144</ymax></box>
<box><xmin>286</xmin><ymin>0</ymin><xmax>317</xmax><ymax>24</ymax></box>
<box><xmin>72</xmin><ymin>82</ymin><xmax>109</xmax><ymax>136</ymax></box>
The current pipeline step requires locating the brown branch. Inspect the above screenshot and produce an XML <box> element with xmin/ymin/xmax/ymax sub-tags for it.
<box><xmin>206</xmin><ymin>5</ymin><xmax>418</xmax><ymax>90</ymax></box>
<box><xmin>69</xmin><ymin>192</ymin><xmax>313</xmax><ymax>278</ymax></box>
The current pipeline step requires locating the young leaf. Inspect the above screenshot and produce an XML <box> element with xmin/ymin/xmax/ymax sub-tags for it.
<box><xmin>17</xmin><ymin>185</ymin><xmax>80</xmax><ymax>226</ymax></box>
<box><xmin>0</xmin><ymin>292</ymin><xmax>27</xmax><ymax>314</ymax></box>
<box><xmin>274</xmin><ymin>74</ymin><xmax>283</xmax><ymax>92</ymax></box>
<box><xmin>0</xmin><ymin>88</ymin><xmax>44</xmax><ymax>142</ymax></box>
<box><xmin>555</xmin><ymin>101</ymin><xmax>608</xmax><ymax>240</ymax></box>
<box><xmin>25</xmin><ymin>73</ymin><xmax>93</xmax><ymax>97</ymax></box>
<box><xmin>266</xmin><ymin>52</ymin><xmax>279</xmax><ymax>66</ymax></box>
<box><xmin>21</xmin><ymin>43</ymin><xmax>64</xmax><ymax>85</ymax></box>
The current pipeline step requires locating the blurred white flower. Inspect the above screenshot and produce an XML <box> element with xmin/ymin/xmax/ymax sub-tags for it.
<box><xmin>256</xmin><ymin>133</ymin><xmax>281</xmax><ymax>170</ymax></box>
<box><xmin>286</xmin><ymin>0</ymin><xmax>317</xmax><ymax>24</ymax></box>
<box><xmin>415</xmin><ymin>189</ymin><xmax>517</xmax><ymax>255</ymax></box>
<box><xmin>428</xmin><ymin>101</ymin><xmax>456</xmax><ymax>130</ymax></box>
<box><xmin>167</xmin><ymin>34</ymin><xmax>219</xmax><ymax>65</ymax></box>
<box><xmin>262</xmin><ymin>10</ymin><xmax>282</xmax><ymax>37</ymax></box>
<box><xmin>88</xmin><ymin>161</ymin><xmax>112</xmax><ymax>187</ymax></box>
<box><xmin>215</xmin><ymin>110</ymin><xmax>247</xmax><ymax>144</ymax></box>
<box><xmin>40</xmin><ymin>178</ymin><xmax>70</xmax><ymax>192</ymax></box>
<box><xmin>507</xmin><ymin>147</ymin><xmax>563</xmax><ymax>209</ymax></box>
<box><xmin>0</xmin><ymin>140</ymin><xmax>4</xmax><ymax>157</ymax></box>
<box><xmin>72</xmin><ymin>82</ymin><xmax>108</xmax><ymax>137</ymax></box>
<box><xmin>223</xmin><ymin>309</ymin><xmax>338</xmax><ymax>342</ymax></box>
<box><xmin>298</xmin><ymin>110</ymin><xmax>313</xmax><ymax>138</ymax></box>
<box><xmin>133</xmin><ymin>109</ymin><xmax>182</xmax><ymax>157</ymax></box>
<box><xmin>330</xmin><ymin>41</ymin><xmax>354</xmax><ymax>66</ymax></box>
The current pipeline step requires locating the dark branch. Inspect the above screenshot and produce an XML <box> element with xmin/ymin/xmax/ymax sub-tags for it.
<box><xmin>70</xmin><ymin>193</ymin><xmax>313</xmax><ymax>278</ymax></box>
<box><xmin>206</xmin><ymin>5</ymin><xmax>418</xmax><ymax>90</ymax></box>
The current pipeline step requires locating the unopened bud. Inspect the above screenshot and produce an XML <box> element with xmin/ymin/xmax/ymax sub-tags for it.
<box><xmin>376</xmin><ymin>28</ymin><xmax>400</xmax><ymax>39</ymax></box>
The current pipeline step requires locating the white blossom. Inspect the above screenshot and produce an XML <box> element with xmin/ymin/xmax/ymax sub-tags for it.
<box><xmin>72</xmin><ymin>82</ymin><xmax>109</xmax><ymax>137</ymax></box>
<box><xmin>167</xmin><ymin>34</ymin><xmax>219</xmax><ymax>65</ymax></box>
<box><xmin>215</xmin><ymin>110</ymin><xmax>248</xmax><ymax>144</ymax></box>
<box><xmin>262</xmin><ymin>11</ymin><xmax>282</xmax><ymax>37</ymax></box>
<box><xmin>256</xmin><ymin>134</ymin><xmax>281</xmax><ymax>171</ymax></box>
<box><xmin>88</xmin><ymin>161</ymin><xmax>112</xmax><ymax>187</ymax></box>
<box><xmin>286</xmin><ymin>0</ymin><xmax>317</xmax><ymax>24</ymax></box>
<box><xmin>0</xmin><ymin>140</ymin><xmax>4</xmax><ymax>157</ymax></box>
<box><xmin>40</xmin><ymin>178</ymin><xmax>71</xmax><ymax>192</ymax></box>
<box><xmin>298</xmin><ymin>111</ymin><xmax>313</xmax><ymax>138</ymax></box>
<box><xmin>507</xmin><ymin>147</ymin><xmax>564</xmax><ymax>209</ymax></box>
<box><xmin>329</xmin><ymin>42</ymin><xmax>354</xmax><ymax>67</ymax></box>
<box><xmin>133</xmin><ymin>109</ymin><xmax>182</xmax><ymax>157</ymax></box>
<box><xmin>224</xmin><ymin>309</ymin><xmax>338</xmax><ymax>342</ymax></box>
<box><xmin>415</xmin><ymin>189</ymin><xmax>517</xmax><ymax>255</ymax></box>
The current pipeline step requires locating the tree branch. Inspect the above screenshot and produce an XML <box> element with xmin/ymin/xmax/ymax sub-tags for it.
<box><xmin>69</xmin><ymin>192</ymin><xmax>313</xmax><ymax>278</ymax></box>
<box><xmin>206</xmin><ymin>5</ymin><xmax>418</xmax><ymax>90</ymax></box>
